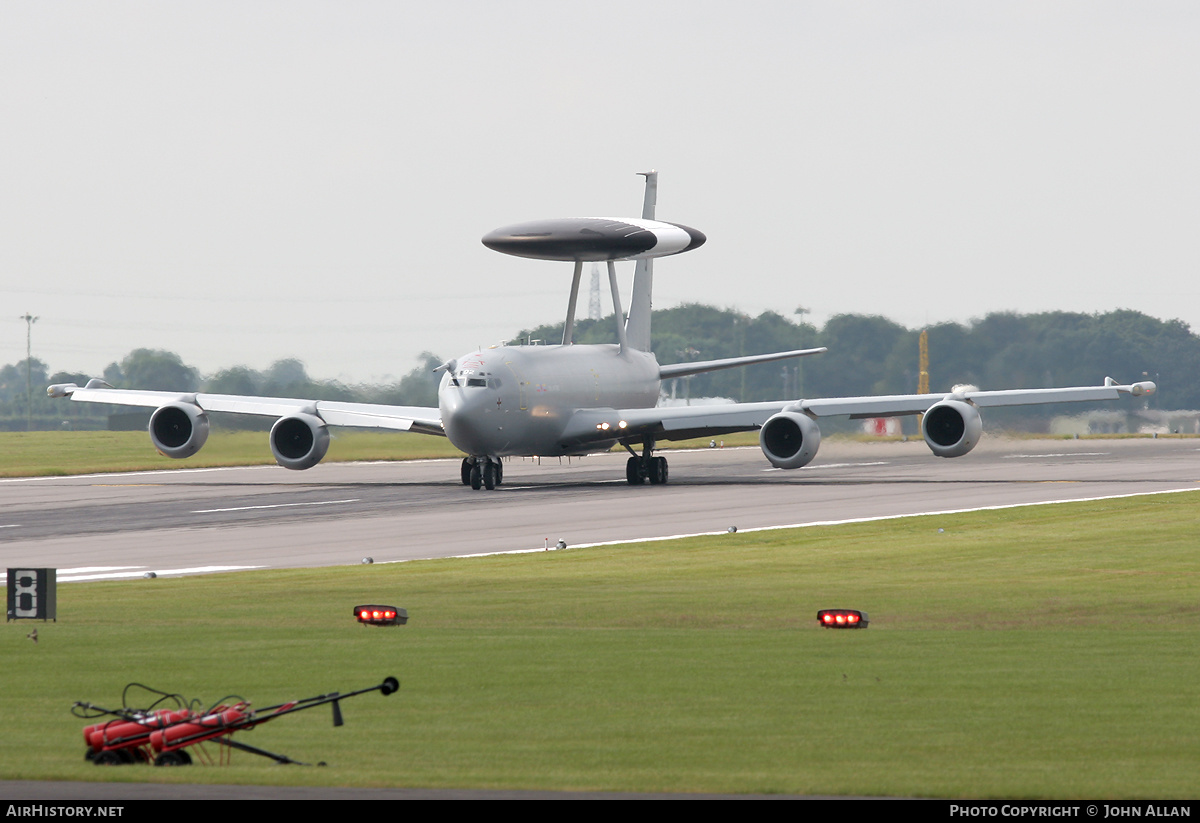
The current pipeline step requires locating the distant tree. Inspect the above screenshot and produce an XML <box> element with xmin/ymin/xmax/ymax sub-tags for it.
<box><xmin>0</xmin><ymin>359</ymin><xmax>50</xmax><ymax>429</ymax></box>
<box><xmin>47</xmin><ymin>370</ymin><xmax>92</xmax><ymax>387</ymax></box>
<box><xmin>806</xmin><ymin>314</ymin><xmax>908</xmax><ymax>397</ymax></box>
<box><xmin>363</xmin><ymin>352</ymin><xmax>444</xmax><ymax>406</ymax></box>
<box><xmin>256</xmin><ymin>359</ymin><xmax>353</xmax><ymax>401</ymax></box>
<box><xmin>395</xmin><ymin>352</ymin><xmax>444</xmax><ymax>407</ymax></box>
<box><xmin>263</xmin><ymin>359</ymin><xmax>310</xmax><ymax>394</ymax></box>
<box><xmin>22</xmin><ymin>303</ymin><xmax>1200</xmax><ymax>432</ymax></box>
<box><xmin>109</xmin><ymin>349</ymin><xmax>199</xmax><ymax>391</ymax></box>
<box><xmin>0</xmin><ymin>359</ymin><xmax>48</xmax><ymax>402</ymax></box>
<box><xmin>103</xmin><ymin>361</ymin><xmax>124</xmax><ymax>386</ymax></box>
<box><xmin>206</xmin><ymin>366</ymin><xmax>261</xmax><ymax>395</ymax></box>
<box><xmin>921</xmin><ymin>322</ymin><xmax>978</xmax><ymax>392</ymax></box>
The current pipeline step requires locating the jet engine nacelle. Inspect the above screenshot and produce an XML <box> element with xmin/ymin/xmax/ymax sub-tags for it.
<box><xmin>149</xmin><ymin>402</ymin><xmax>210</xmax><ymax>460</ymax></box>
<box><xmin>921</xmin><ymin>399</ymin><xmax>982</xmax><ymax>458</ymax></box>
<box><xmin>759</xmin><ymin>410</ymin><xmax>822</xmax><ymax>469</ymax></box>
<box><xmin>270</xmin><ymin>413</ymin><xmax>330</xmax><ymax>471</ymax></box>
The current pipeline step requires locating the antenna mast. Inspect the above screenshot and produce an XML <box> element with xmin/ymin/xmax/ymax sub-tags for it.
<box><xmin>588</xmin><ymin>263</ymin><xmax>601</xmax><ymax>320</ymax></box>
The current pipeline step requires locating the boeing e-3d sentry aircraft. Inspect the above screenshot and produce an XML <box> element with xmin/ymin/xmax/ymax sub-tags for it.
<box><xmin>49</xmin><ymin>172</ymin><xmax>1156</xmax><ymax>490</ymax></box>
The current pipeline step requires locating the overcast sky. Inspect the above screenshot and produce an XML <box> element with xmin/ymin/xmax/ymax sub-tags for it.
<box><xmin>3</xmin><ymin>1</ymin><xmax>1198</xmax><ymax>384</ymax></box>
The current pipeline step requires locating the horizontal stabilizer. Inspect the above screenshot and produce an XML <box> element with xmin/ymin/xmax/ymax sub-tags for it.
<box><xmin>659</xmin><ymin>347</ymin><xmax>827</xmax><ymax>380</ymax></box>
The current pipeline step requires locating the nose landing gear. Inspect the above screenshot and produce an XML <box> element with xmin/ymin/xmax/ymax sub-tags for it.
<box><xmin>461</xmin><ymin>457</ymin><xmax>503</xmax><ymax>490</ymax></box>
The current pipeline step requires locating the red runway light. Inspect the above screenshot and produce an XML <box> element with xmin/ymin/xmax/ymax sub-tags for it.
<box><xmin>817</xmin><ymin>609</ymin><xmax>869</xmax><ymax>629</ymax></box>
<box><xmin>354</xmin><ymin>605</ymin><xmax>408</xmax><ymax>627</ymax></box>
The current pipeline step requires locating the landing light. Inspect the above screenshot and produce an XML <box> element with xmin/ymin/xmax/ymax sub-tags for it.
<box><xmin>354</xmin><ymin>605</ymin><xmax>408</xmax><ymax>627</ymax></box>
<box><xmin>817</xmin><ymin>609</ymin><xmax>869</xmax><ymax>629</ymax></box>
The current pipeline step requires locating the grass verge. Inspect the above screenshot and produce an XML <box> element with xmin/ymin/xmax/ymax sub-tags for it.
<box><xmin>3</xmin><ymin>493</ymin><xmax>1198</xmax><ymax>796</ymax></box>
<box><xmin>0</xmin><ymin>430</ymin><xmax>466</xmax><ymax>477</ymax></box>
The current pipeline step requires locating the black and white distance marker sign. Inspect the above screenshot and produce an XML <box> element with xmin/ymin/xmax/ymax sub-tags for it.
<box><xmin>7</xmin><ymin>568</ymin><xmax>57</xmax><ymax>622</ymax></box>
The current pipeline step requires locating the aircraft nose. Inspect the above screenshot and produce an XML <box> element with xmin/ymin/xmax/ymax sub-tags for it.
<box><xmin>441</xmin><ymin>385</ymin><xmax>491</xmax><ymax>454</ymax></box>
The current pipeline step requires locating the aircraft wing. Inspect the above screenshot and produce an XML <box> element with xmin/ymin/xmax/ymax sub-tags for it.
<box><xmin>559</xmin><ymin>379</ymin><xmax>1156</xmax><ymax>446</ymax></box>
<box><xmin>48</xmin><ymin>382</ymin><xmax>445</xmax><ymax>436</ymax></box>
<box><xmin>797</xmin><ymin>381</ymin><xmax>1155</xmax><ymax>419</ymax></box>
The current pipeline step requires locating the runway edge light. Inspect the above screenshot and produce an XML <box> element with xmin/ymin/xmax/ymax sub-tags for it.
<box><xmin>817</xmin><ymin>609</ymin><xmax>869</xmax><ymax>629</ymax></box>
<box><xmin>353</xmin><ymin>605</ymin><xmax>407</xmax><ymax>627</ymax></box>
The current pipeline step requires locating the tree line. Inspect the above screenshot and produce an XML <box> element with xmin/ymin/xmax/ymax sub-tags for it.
<box><xmin>518</xmin><ymin>305</ymin><xmax>1194</xmax><ymax>423</ymax></box>
<box><xmin>2</xmin><ymin>306</ymin><xmax>1193</xmax><ymax>431</ymax></box>
<box><xmin>0</xmin><ymin>350</ymin><xmax>444</xmax><ymax>431</ymax></box>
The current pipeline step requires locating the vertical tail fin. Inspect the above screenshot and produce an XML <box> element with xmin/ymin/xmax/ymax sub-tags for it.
<box><xmin>624</xmin><ymin>170</ymin><xmax>657</xmax><ymax>352</ymax></box>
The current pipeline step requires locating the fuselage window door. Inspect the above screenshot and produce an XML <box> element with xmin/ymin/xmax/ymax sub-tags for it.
<box><xmin>504</xmin><ymin>362</ymin><xmax>528</xmax><ymax>410</ymax></box>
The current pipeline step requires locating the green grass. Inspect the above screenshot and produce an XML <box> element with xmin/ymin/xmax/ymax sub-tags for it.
<box><xmin>0</xmin><ymin>430</ymin><xmax>467</xmax><ymax>477</ymax></box>
<box><xmin>3</xmin><ymin>493</ymin><xmax>1199</xmax><ymax>796</ymax></box>
<box><xmin>0</xmin><ymin>430</ymin><xmax>759</xmax><ymax>477</ymax></box>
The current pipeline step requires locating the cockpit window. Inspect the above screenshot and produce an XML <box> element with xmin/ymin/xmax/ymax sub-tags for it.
<box><xmin>456</xmin><ymin>368</ymin><xmax>498</xmax><ymax>389</ymax></box>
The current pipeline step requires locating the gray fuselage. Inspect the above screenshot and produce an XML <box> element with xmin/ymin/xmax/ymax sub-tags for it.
<box><xmin>439</xmin><ymin>343</ymin><xmax>660</xmax><ymax>457</ymax></box>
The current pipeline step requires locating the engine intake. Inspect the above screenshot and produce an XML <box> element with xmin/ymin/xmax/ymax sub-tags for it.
<box><xmin>149</xmin><ymin>402</ymin><xmax>210</xmax><ymax>459</ymax></box>
<box><xmin>759</xmin><ymin>411</ymin><xmax>822</xmax><ymax>469</ymax></box>
<box><xmin>270</xmin><ymin>413</ymin><xmax>330</xmax><ymax>471</ymax></box>
<box><xmin>922</xmin><ymin>399</ymin><xmax>982</xmax><ymax>458</ymax></box>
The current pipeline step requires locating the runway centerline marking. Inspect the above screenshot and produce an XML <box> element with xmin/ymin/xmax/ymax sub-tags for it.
<box><xmin>192</xmin><ymin>499</ymin><xmax>361</xmax><ymax>514</ymax></box>
<box><xmin>0</xmin><ymin>465</ymin><xmax>283</xmax><ymax>483</ymax></box>
<box><xmin>763</xmin><ymin>461</ymin><xmax>889</xmax><ymax>472</ymax></box>
<box><xmin>1002</xmin><ymin>452</ymin><xmax>1109</xmax><ymax>459</ymax></box>
<box><xmin>0</xmin><ymin>458</ymin><xmax>465</xmax><ymax>484</ymax></box>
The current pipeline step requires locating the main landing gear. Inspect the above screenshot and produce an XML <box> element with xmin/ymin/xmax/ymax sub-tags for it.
<box><xmin>461</xmin><ymin>457</ymin><xmax>503</xmax><ymax>490</ymax></box>
<box><xmin>625</xmin><ymin>441</ymin><xmax>668</xmax><ymax>486</ymax></box>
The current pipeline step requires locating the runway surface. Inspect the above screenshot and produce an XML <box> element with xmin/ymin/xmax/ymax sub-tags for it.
<box><xmin>3</xmin><ymin>436</ymin><xmax>1198</xmax><ymax>582</ymax></box>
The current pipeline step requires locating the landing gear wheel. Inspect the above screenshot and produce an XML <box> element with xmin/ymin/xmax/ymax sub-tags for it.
<box><xmin>461</xmin><ymin>458</ymin><xmax>473</xmax><ymax>486</ymax></box>
<box><xmin>626</xmin><ymin>456</ymin><xmax>645</xmax><ymax>485</ymax></box>
<box><xmin>154</xmin><ymin>750</ymin><xmax>192</xmax><ymax>767</ymax></box>
<box><xmin>649</xmin><ymin>456</ymin><xmax>668</xmax><ymax>485</ymax></box>
<box><xmin>470</xmin><ymin>464</ymin><xmax>482</xmax><ymax>490</ymax></box>
<box><xmin>483</xmin><ymin>462</ymin><xmax>497</xmax><ymax>490</ymax></box>
<box><xmin>495</xmin><ymin>460</ymin><xmax>503</xmax><ymax>485</ymax></box>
